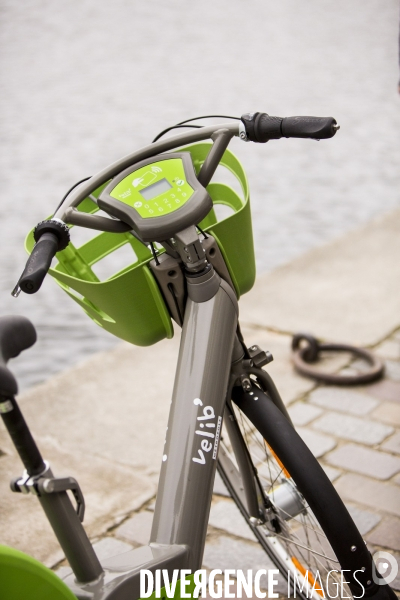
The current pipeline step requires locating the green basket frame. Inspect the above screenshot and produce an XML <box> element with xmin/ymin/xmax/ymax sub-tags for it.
<box><xmin>25</xmin><ymin>144</ymin><xmax>255</xmax><ymax>346</ymax></box>
<box><xmin>0</xmin><ymin>545</ymin><xmax>77</xmax><ymax>600</ymax></box>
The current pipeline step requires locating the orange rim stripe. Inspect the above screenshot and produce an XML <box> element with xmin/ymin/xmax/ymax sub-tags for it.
<box><xmin>291</xmin><ymin>556</ymin><xmax>324</xmax><ymax>596</ymax></box>
<box><xmin>266</xmin><ymin>442</ymin><xmax>291</xmax><ymax>478</ymax></box>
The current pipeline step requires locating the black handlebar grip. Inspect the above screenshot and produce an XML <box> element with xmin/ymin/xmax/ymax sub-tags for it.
<box><xmin>241</xmin><ymin>113</ymin><xmax>338</xmax><ymax>142</ymax></box>
<box><xmin>241</xmin><ymin>113</ymin><xmax>283</xmax><ymax>143</ymax></box>
<box><xmin>19</xmin><ymin>232</ymin><xmax>59</xmax><ymax>294</ymax></box>
<box><xmin>281</xmin><ymin>116</ymin><xmax>338</xmax><ymax>139</ymax></box>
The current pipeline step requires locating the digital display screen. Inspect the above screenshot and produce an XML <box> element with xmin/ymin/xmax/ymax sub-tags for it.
<box><xmin>139</xmin><ymin>178</ymin><xmax>172</xmax><ymax>201</ymax></box>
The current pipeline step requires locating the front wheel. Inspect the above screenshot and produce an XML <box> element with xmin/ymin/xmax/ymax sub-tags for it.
<box><xmin>217</xmin><ymin>383</ymin><xmax>396</xmax><ymax>600</ymax></box>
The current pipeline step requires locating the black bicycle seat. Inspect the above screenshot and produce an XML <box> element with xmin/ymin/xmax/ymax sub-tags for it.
<box><xmin>0</xmin><ymin>316</ymin><xmax>36</xmax><ymax>395</ymax></box>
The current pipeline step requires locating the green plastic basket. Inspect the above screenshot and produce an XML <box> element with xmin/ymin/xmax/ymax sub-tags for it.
<box><xmin>0</xmin><ymin>545</ymin><xmax>77</xmax><ymax>600</ymax></box>
<box><xmin>25</xmin><ymin>144</ymin><xmax>255</xmax><ymax>346</ymax></box>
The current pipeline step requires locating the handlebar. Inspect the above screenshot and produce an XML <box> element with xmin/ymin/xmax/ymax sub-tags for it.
<box><xmin>240</xmin><ymin>113</ymin><xmax>339</xmax><ymax>143</ymax></box>
<box><xmin>15</xmin><ymin>112</ymin><xmax>339</xmax><ymax>295</ymax></box>
<box><xmin>51</xmin><ymin>114</ymin><xmax>338</xmax><ymax>221</ymax></box>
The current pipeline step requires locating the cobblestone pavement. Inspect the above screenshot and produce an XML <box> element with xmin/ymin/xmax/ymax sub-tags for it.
<box><xmin>53</xmin><ymin>326</ymin><xmax>400</xmax><ymax>596</ymax></box>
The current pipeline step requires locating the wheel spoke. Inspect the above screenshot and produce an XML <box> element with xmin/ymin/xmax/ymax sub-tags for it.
<box><xmin>219</xmin><ymin>401</ymin><xmax>349</xmax><ymax>599</ymax></box>
<box><xmin>262</xmin><ymin>532</ymin><xmax>338</xmax><ymax>563</ymax></box>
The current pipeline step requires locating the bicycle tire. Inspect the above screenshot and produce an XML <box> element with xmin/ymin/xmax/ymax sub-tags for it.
<box><xmin>217</xmin><ymin>383</ymin><xmax>396</xmax><ymax>600</ymax></box>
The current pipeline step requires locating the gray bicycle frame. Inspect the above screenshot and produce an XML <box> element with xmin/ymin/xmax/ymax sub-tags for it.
<box><xmin>55</xmin><ymin>123</ymin><xmax>259</xmax><ymax>599</ymax></box>
<box><xmin>62</xmin><ymin>277</ymin><xmax>243</xmax><ymax>600</ymax></box>
<box><xmin>45</xmin><ymin>120</ymin><xmax>389</xmax><ymax>600</ymax></box>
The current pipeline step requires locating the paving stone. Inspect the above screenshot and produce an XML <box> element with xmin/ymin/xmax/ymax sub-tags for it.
<box><xmin>384</xmin><ymin>360</ymin><xmax>400</xmax><ymax>382</ymax></box>
<box><xmin>326</xmin><ymin>444</ymin><xmax>400</xmax><ymax>480</ymax></box>
<box><xmin>44</xmin><ymin>548</ymin><xmax>66</xmax><ymax>570</ymax></box>
<box><xmin>394</xmin><ymin>473</ymin><xmax>400</xmax><ymax>485</ymax></box>
<box><xmin>288</xmin><ymin>402</ymin><xmax>323</xmax><ymax>426</ymax></box>
<box><xmin>208</xmin><ymin>499</ymin><xmax>257</xmax><ymax>542</ymax></box>
<box><xmin>335</xmin><ymin>474</ymin><xmax>400</xmax><ymax>517</ymax></box>
<box><xmin>213</xmin><ymin>470</ymin><xmax>230</xmax><ymax>497</ymax></box>
<box><xmin>313</xmin><ymin>413</ymin><xmax>393</xmax><ymax>445</ymax></box>
<box><xmin>55</xmin><ymin>537</ymin><xmax>135</xmax><ymax>578</ymax></box>
<box><xmin>345</xmin><ymin>503</ymin><xmax>382</xmax><ymax>535</ymax></box>
<box><xmin>381</xmin><ymin>432</ymin><xmax>400</xmax><ymax>455</ymax></box>
<box><xmin>372</xmin><ymin>402</ymin><xmax>400</xmax><ymax>427</ymax></box>
<box><xmin>92</xmin><ymin>537</ymin><xmax>133</xmax><ymax>560</ymax></box>
<box><xmin>309</xmin><ymin>387</ymin><xmax>378</xmax><ymax>416</ymax></box>
<box><xmin>320</xmin><ymin>464</ymin><xmax>341</xmax><ymax>482</ymax></box>
<box><xmin>203</xmin><ymin>536</ymin><xmax>287</xmax><ymax>595</ymax></box>
<box><xmin>54</xmin><ymin>566</ymin><xmax>72</xmax><ymax>580</ymax></box>
<box><xmin>365</xmin><ymin>380</ymin><xmax>400</xmax><ymax>404</ymax></box>
<box><xmin>296</xmin><ymin>427</ymin><xmax>337</xmax><ymax>457</ymax></box>
<box><xmin>366</xmin><ymin>516</ymin><xmax>400</xmax><ymax>552</ymax></box>
<box><xmin>374</xmin><ymin>340</ymin><xmax>400</xmax><ymax>360</ymax></box>
<box><xmin>115</xmin><ymin>511</ymin><xmax>153</xmax><ymax>546</ymax></box>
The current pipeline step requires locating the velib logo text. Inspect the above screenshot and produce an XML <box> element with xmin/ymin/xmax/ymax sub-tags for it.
<box><xmin>192</xmin><ymin>398</ymin><xmax>222</xmax><ymax>466</ymax></box>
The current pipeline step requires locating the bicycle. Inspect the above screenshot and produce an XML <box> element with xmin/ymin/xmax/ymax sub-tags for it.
<box><xmin>0</xmin><ymin>112</ymin><xmax>396</xmax><ymax>600</ymax></box>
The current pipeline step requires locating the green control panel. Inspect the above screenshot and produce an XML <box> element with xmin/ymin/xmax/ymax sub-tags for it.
<box><xmin>98</xmin><ymin>152</ymin><xmax>212</xmax><ymax>243</ymax></box>
<box><xmin>110</xmin><ymin>158</ymin><xmax>193</xmax><ymax>219</ymax></box>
